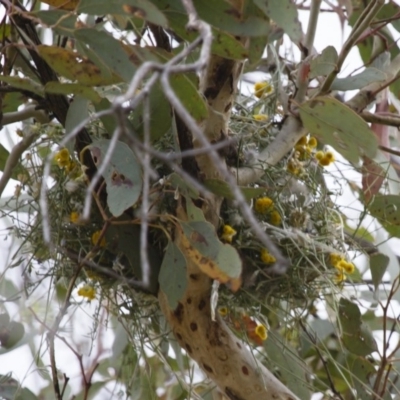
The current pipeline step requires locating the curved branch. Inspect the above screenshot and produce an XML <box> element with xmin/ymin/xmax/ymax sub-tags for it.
<box><xmin>0</xmin><ymin>133</ymin><xmax>36</xmax><ymax>197</ymax></box>
<box><xmin>1</xmin><ymin>105</ymin><xmax>49</xmax><ymax>126</ymax></box>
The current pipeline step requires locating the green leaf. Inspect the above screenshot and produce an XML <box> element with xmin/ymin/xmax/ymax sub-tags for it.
<box><xmin>345</xmin><ymin>353</ymin><xmax>376</xmax><ymax>400</ymax></box>
<box><xmin>169</xmin><ymin>74</ymin><xmax>208</xmax><ymax>122</ymax></box>
<box><xmin>77</xmin><ymin>0</ymin><xmax>168</xmax><ymax>27</ymax></box>
<box><xmin>179</xmin><ymin>221</ymin><xmax>242</xmax><ymax>290</ymax></box>
<box><xmin>65</xmin><ymin>96</ymin><xmax>89</xmax><ymax>136</ymax></box>
<box><xmin>45</xmin><ymin>82</ymin><xmax>102</xmax><ymax>103</ymax></box>
<box><xmin>105</xmin><ymin>223</ymin><xmax>161</xmax><ymax>293</ymax></box>
<box><xmin>74</xmin><ymin>28</ymin><xmax>136</xmax><ymax>83</ymax></box>
<box><xmin>94</xmin><ymin>98</ymin><xmax>117</xmax><ymax>135</ymax></box>
<box><xmin>32</xmin><ymin>10</ymin><xmax>76</xmax><ymax>36</ymax></box>
<box><xmin>0</xmin><ymin>144</ymin><xmax>29</xmax><ymax>182</ymax></box>
<box><xmin>2</xmin><ymin>92</ymin><xmax>26</xmax><ymax>113</ymax></box>
<box><xmin>253</xmin><ymin>0</ymin><xmax>303</xmax><ymax>43</ymax></box>
<box><xmin>204</xmin><ymin>178</ymin><xmax>266</xmax><ymax>200</ymax></box>
<box><xmin>168</xmin><ymin>173</ymin><xmax>199</xmax><ymax>199</ymax></box>
<box><xmin>37</xmin><ymin>45</ymin><xmax>120</xmax><ymax>86</ymax></box>
<box><xmin>215</xmin><ymin>244</ymin><xmax>242</xmax><ymax>282</ymax></box>
<box><xmin>193</xmin><ymin>0</ymin><xmax>270</xmax><ymax>37</ymax></box>
<box><xmin>309</xmin><ymin>46</ymin><xmax>338</xmax><ymax>79</ymax></box>
<box><xmin>185</xmin><ymin>197</ymin><xmax>205</xmax><ymax>221</ymax></box>
<box><xmin>180</xmin><ymin>221</ymin><xmax>220</xmax><ymax>259</ymax></box>
<box><xmin>368</xmin><ymin>195</ymin><xmax>400</xmax><ymax>237</ymax></box>
<box><xmin>130</xmin><ymin>82</ymin><xmax>172</xmax><ymax>141</ymax></box>
<box><xmin>0</xmin><ymin>321</ymin><xmax>25</xmax><ymax>349</ymax></box>
<box><xmin>264</xmin><ymin>333</ymin><xmax>311</xmax><ymax>399</ymax></box>
<box><xmin>0</xmin><ymin>76</ymin><xmax>43</xmax><ymax>96</ymax></box>
<box><xmin>0</xmin><ymin>24</ymin><xmax>11</xmax><ymax>41</ymax></box>
<box><xmin>338</xmin><ymin>298</ymin><xmax>377</xmax><ymax>357</ymax></box>
<box><xmin>159</xmin><ymin>241</ymin><xmax>187</xmax><ymax>310</ymax></box>
<box><xmin>331</xmin><ymin>67</ymin><xmax>388</xmax><ymax>91</ymax></box>
<box><xmin>0</xmin><ymin>313</ymin><xmax>10</xmax><ymax>328</ymax></box>
<box><xmin>369</xmin><ymin>252</ymin><xmax>390</xmax><ymax>291</ymax></box>
<box><xmin>87</xmin><ymin>139</ymin><xmax>142</xmax><ymax>217</ymax></box>
<box><xmin>299</xmin><ymin>96</ymin><xmax>378</xmax><ymax>164</ymax></box>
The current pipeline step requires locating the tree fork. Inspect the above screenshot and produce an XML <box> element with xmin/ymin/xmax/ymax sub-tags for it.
<box><xmin>159</xmin><ymin>49</ymin><xmax>300</xmax><ymax>399</ymax></box>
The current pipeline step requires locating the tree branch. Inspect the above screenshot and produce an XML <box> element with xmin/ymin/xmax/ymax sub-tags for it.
<box><xmin>1</xmin><ymin>104</ymin><xmax>49</xmax><ymax>126</ymax></box>
<box><xmin>0</xmin><ymin>133</ymin><xmax>36</xmax><ymax>197</ymax></box>
<box><xmin>318</xmin><ymin>0</ymin><xmax>385</xmax><ymax>95</ymax></box>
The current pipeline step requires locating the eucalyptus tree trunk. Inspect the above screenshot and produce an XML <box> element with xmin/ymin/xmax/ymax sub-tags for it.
<box><xmin>159</xmin><ymin>52</ymin><xmax>300</xmax><ymax>400</ymax></box>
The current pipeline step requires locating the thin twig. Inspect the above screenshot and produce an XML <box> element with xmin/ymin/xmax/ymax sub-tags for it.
<box><xmin>0</xmin><ymin>133</ymin><xmax>36</xmax><ymax>197</ymax></box>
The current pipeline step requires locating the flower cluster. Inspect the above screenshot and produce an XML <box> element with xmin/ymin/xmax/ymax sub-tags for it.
<box><xmin>70</xmin><ymin>211</ymin><xmax>80</xmax><ymax>224</ymax></box>
<box><xmin>295</xmin><ymin>135</ymin><xmax>318</xmax><ymax>159</ymax></box>
<box><xmin>260</xmin><ymin>248</ymin><xmax>276</xmax><ymax>264</ymax></box>
<box><xmin>315</xmin><ymin>150</ymin><xmax>335</xmax><ymax>167</ymax></box>
<box><xmin>220</xmin><ymin>225</ymin><xmax>237</xmax><ymax>243</ymax></box>
<box><xmin>253</xmin><ymin>114</ymin><xmax>268</xmax><ymax>122</ymax></box>
<box><xmin>287</xmin><ymin>135</ymin><xmax>319</xmax><ymax>175</ymax></box>
<box><xmin>77</xmin><ymin>284</ymin><xmax>96</xmax><ymax>301</ymax></box>
<box><xmin>219</xmin><ymin>308</ymin><xmax>268</xmax><ymax>346</ymax></box>
<box><xmin>254</xmin><ymin>197</ymin><xmax>282</xmax><ymax>226</ymax></box>
<box><xmin>330</xmin><ymin>253</ymin><xmax>355</xmax><ymax>283</ymax></box>
<box><xmin>54</xmin><ymin>148</ymin><xmax>76</xmax><ymax>173</ymax></box>
<box><xmin>91</xmin><ymin>230</ymin><xmax>106</xmax><ymax>248</ymax></box>
<box><xmin>254</xmin><ymin>81</ymin><xmax>273</xmax><ymax>99</ymax></box>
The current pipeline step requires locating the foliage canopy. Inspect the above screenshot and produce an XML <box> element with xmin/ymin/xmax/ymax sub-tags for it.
<box><xmin>2</xmin><ymin>0</ymin><xmax>400</xmax><ymax>399</ymax></box>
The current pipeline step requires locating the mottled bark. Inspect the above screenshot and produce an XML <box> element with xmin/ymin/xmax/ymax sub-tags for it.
<box><xmin>158</xmin><ymin>51</ymin><xmax>300</xmax><ymax>400</ymax></box>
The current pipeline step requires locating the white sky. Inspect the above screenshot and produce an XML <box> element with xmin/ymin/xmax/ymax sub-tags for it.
<box><xmin>2</xmin><ymin>3</ymin><xmax>400</xmax><ymax>399</ymax></box>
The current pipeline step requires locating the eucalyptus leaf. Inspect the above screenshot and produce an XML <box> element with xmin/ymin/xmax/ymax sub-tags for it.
<box><xmin>74</xmin><ymin>29</ymin><xmax>136</xmax><ymax>83</ymax></box>
<box><xmin>77</xmin><ymin>0</ymin><xmax>168</xmax><ymax>27</ymax></box>
<box><xmin>45</xmin><ymin>82</ymin><xmax>102</xmax><ymax>103</ymax></box>
<box><xmin>368</xmin><ymin>194</ymin><xmax>400</xmax><ymax>229</ymax></box>
<box><xmin>338</xmin><ymin>298</ymin><xmax>377</xmax><ymax>356</ymax></box>
<box><xmin>264</xmin><ymin>333</ymin><xmax>311</xmax><ymax>399</ymax></box>
<box><xmin>86</xmin><ymin>139</ymin><xmax>142</xmax><ymax>217</ymax></box>
<box><xmin>253</xmin><ymin>0</ymin><xmax>303</xmax><ymax>43</ymax></box>
<box><xmin>159</xmin><ymin>241</ymin><xmax>187</xmax><ymax>310</ymax></box>
<box><xmin>299</xmin><ymin>96</ymin><xmax>378</xmax><ymax>164</ymax></box>
<box><xmin>331</xmin><ymin>67</ymin><xmax>388</xmax><ymax>91</ymax></box>
<box><xmin>0</xmin><ymin>75</ymin><xmax>43</xmax><ymax>96</ymax></box>
<box><xmin>369</xmin><ymin>252</ymin><xmax>390</xmax><ymax>291</ymax></box>
<box><xmin>65</xmin><ymin>96</ymin><xmax>89</xmax><ymax>136</ymax></box>
<box><xmin>309</xmin><ymin>46</ymin><xmax>338</xmax><ymax>79</ymax></box>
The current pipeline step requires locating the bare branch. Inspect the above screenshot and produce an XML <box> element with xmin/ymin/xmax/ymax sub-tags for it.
<box><xmin>0</xmin><ymin>132</ymin><xmax>36</xmax><ymax>197</ymax></box>
<box><xmin>1</xmin><ymin>105</ymin><xmax>49</xmax><ymax>126</ymax></box>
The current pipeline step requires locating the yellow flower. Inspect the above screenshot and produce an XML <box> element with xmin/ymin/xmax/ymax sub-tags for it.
<box><xmin>70</xmin><ymin>211</ymin><xmax>80</xmax><ymax>224</ymax></box>
<box><xmin>317</xmin><ymin>150</ymin><xmax>335</xmax><ymax>167</ymax></box>
<box><xmin>254</xmin><ymin>81</ymin><xmax>273</xmax><ymax>98</ymax></box>
<box><xmin>255</xmin><ymin>324</ymin><xmax>268</xmax><ymax>341</ymax></box>
<box><xmin>297</xmin><ymin>136</ymin><xmax>308</xmax><ymax>146</ymax></box>
<box><xmin>221</xmin><ymin>225</ymin><xmax>237</xmax><ymax>243</ymax></box>
<box><xmin>334</xmin><ymin>269</ymin><xmax>346</xmax><ymax>284</ymax></box>
<box><xmin>329</xmin><ymin>253</ymin><xmax>342</xmax><ymax>266</ymax></box>
<box><xmin>65</xmin><ymin>160</ymin><xmax>77</xmax><ymax>173</ymax></box>
<box><xmin>91</xmin><ymin>230</ymin><xmax>106</xmax><ymax>247</ymax></box>
<box><xmin>308</xmin><ymin>137</ymin><xmax>318</xmax><ymax>148</ymax></box>
<box><xmin>324</xmin><ymin>151</ymin><xmax>335</xmax><ymax>161</ymax></box>
<box><xmin>315</xmin><ymin>151</ymin><xmax>324</xmax><ymax>161</ymax></box>
<box><xmin>318</xmin><ymin>157</ymin><xmax>330</xmax><ymax>166</ymax></box>
<box><xmin>218</xmin><ymin>307</ymin><xmax>228</xmax><ymax>316</ymax></box>
<box><xmin>269</xmin><ymin>209</ymin><xmax>281</xmax><ymax>226</ymax></box>
<box><xmin>253</xmin><ymin>114</ymin><xmax>268</xmax><ymax>122</ymax></box>
<box><xmin>260</xmin><ymin>248</ymin><xmax>276</xmax><ymax>264</ymax></box>
<box><xmin>54</xmin><ymin>148</ymin><xmax>70</xmax><ymax>168</ymax></box>
<box><xmin>254</xmin><ymin>197</ymin><xmax>274</xmax><ymax>214</ymax></box>
<box><xmin>78</xmin><ymin>285</ymin><xmax>96</xmax><ymax>300</ymax></box>
<box><xmin>338</xmin><ymin>260</ymin><xmax>355</xmax><ymax>274</ymax></box>
<box><xmin>287</xmin><ymin>162</ymin><xmax>300</xmax><ymax>175</ymax></box>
